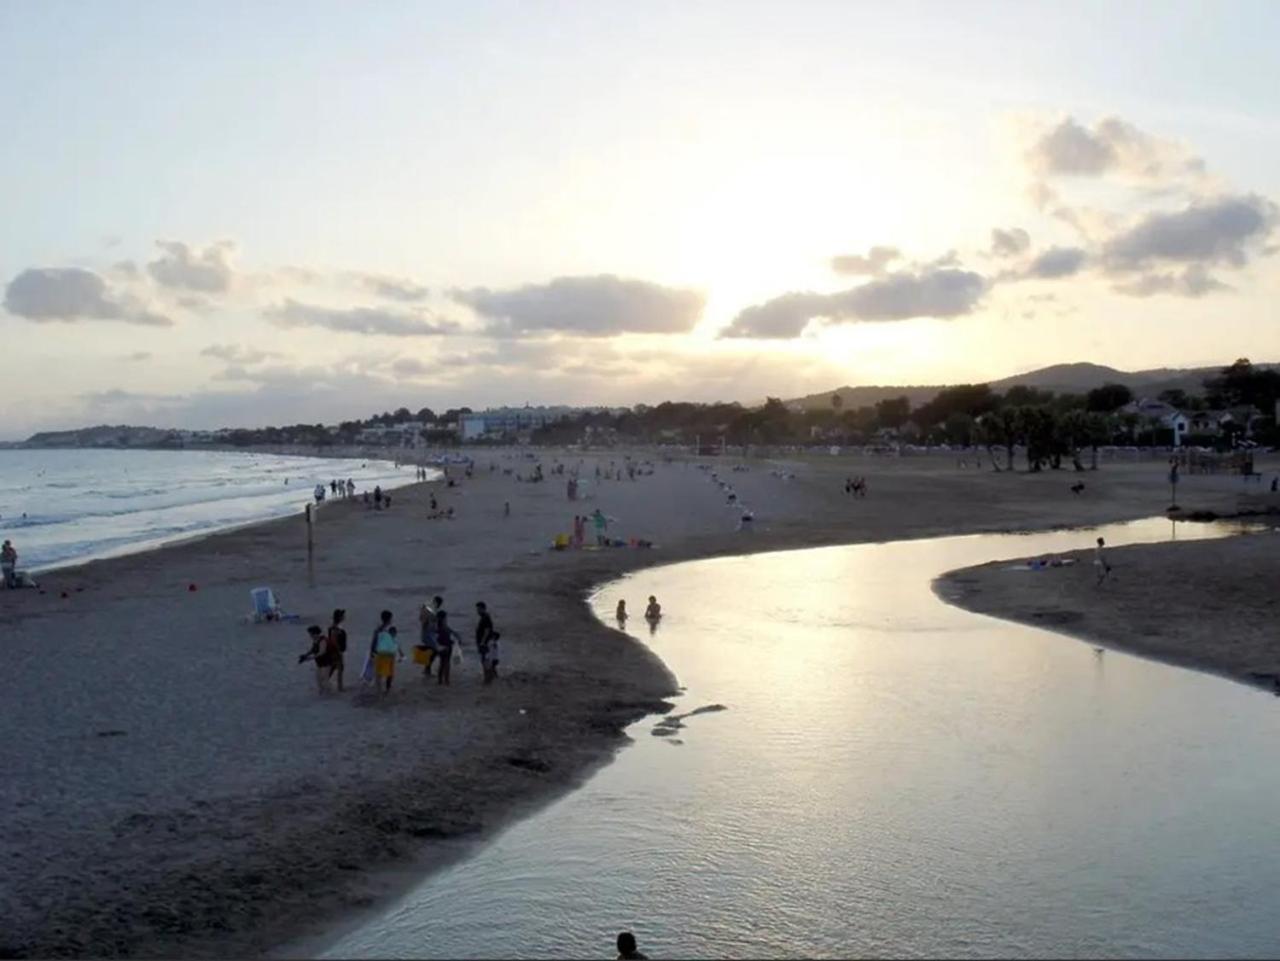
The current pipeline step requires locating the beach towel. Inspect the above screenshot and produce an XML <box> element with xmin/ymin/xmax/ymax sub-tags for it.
<box><xmin>360</xmin><ymin>654</ymin><xmax>375</xmax><ymax>684</ymax></box>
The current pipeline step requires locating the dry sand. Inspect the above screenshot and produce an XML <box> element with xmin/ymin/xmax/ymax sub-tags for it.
<box><xmin>2</xmin><ymin>450</ymin><xmax>1277</xmax><ymax>958</ymax></box>
<box><xmin>937</xmin><ymin>521</ymin><xmax>1280</xmax><ymax>693</ymax></box>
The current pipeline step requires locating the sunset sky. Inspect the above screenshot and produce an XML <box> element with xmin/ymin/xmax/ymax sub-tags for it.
<box><xmin>3</xmin><ymin>0</ymin><xmax>1279</xmax><ymax>437</ymax></box>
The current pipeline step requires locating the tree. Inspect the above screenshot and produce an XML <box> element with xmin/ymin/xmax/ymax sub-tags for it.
<box><xmin>1086</xmin><ymin>383</ymin><xmax>1133</xmax><ymax>413</ymax></box>
<box><xmin>978</xmin><ymin>407</ymin><xmax>1020</xmax><ymax>471</ymax></box>
<box><xmin>913</xmin><ymin>384</ymin><xmax>997</xmax><ymax>431</ymax></box>
<box><xmin>875</xmin><ymin>396</ymin><xmax>911</xmax><ymax>430</ymax></box>
<box><xmin>415</xmin><ymin>407</ymin><xmax>437</xmax><ymax>423</ymax></box>
<box><xmin>831</xmin><ymin>393</ymin><xmax>844</xmax><ymax>412</ymax></box>
<box><xmin>1003</xmin><ymin>385</ymin><xmax>1054</xmax><ymax>408</ymax></box>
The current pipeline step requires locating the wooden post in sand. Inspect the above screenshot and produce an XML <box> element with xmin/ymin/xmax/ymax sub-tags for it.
<box><xmin>304</xmin><ymin>502</ymin><xmax>316</xmax><ymax>587</ymax></box>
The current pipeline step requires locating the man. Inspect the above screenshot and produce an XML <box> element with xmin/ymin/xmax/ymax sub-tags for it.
<box><xmin>1</xmin><ymin>539</ymin><xmax>16</xmax><ymax>589</ymax></box>
<box><xmin>475</xmin><ymin>601</ymin><xmax>499</xmax><ymax>684</ymax></box>
<box><xmin>616</xmin><ymin>932</ymin><xmax>648</xmax><ymax>960</ymax></box>
<box><xmin>1094</xmin><ymin>536</ymin><xmax>1112</xmax><ymax>586</ymax></box>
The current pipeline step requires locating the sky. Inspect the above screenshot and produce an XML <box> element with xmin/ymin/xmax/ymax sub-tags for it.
<box><xmin>2</xmin><ymin>0</ymin><xmax>1279</xmax><ymax>438</ymax></box>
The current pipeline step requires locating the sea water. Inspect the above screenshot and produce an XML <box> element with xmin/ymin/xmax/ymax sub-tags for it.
<box><xmin>324</xmin><ymin>517</ymin><xmax>1280</xmax><ymax>959</ymax></box>
<box><xmin>0</xmin><ymin>448</ymin><xmax>424</xmax><ymax>571</ymax></box>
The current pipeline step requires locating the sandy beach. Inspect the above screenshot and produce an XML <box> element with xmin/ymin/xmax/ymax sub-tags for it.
<box><xmin>937</xmin><ymin>521</ymin><xmax>1280</xmax><ymax>693</ymax></box>
<box><xmin>2</xmin><ymin>450</ymin><xmax>1277</xmax><ymax>958</ymax></box>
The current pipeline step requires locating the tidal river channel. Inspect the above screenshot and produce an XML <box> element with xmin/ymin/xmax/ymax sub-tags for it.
<box><xmin>324</xmin><ymin>517</ymin><xmax>1280</xmax><ymax>959</ymax></box>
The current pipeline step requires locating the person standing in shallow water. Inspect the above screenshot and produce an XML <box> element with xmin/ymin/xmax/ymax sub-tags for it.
<box><xmin>1</xmin><ymin>539</ymin><xmax>16</xmax><ymax>589</ymax></box>
<box><xmin>616</xmin><ymin>599</ymin><xmax>628</xmax><ymax>624</ymax></box>
<box><xmin>1094</xmin><ymin>536</ymin><xmax>1112</xmax><ymax>586</ymax></box>
<box><xmin>616</xmin><ymin>932</ymin><xmax>648</xmax><ymax>960</ymax></box>
<box><xmin>644</xmin><ymin>596</ymin><xmax>661</xmax><ymax>620</ymax></box>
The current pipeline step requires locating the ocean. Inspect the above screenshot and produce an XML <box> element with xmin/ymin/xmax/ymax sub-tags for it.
<box><xmin>0</xmin><ymin>448</ymin><xmax>423</xmax><ymax>572</ymax></box>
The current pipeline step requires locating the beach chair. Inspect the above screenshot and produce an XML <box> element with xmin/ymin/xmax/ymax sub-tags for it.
<box><xmin>250</xmin><ymin>587</ymin><xmax>282</xmax><ymax>622</ymax></box>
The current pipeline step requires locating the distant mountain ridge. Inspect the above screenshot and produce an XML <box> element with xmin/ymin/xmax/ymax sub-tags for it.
<box><xmin>786</xmin><ymin>361</ymin><xmax>1278</xmax><ymax>412</ymax></box>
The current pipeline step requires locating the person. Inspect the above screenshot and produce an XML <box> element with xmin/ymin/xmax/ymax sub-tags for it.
<box><xmin>374</xmin><ymin>485</ymin><xmax>383</xmax><ymax>510</ymax></box>
<box><xmin>418</xmin><ymin>601</ymin><xmax>438</xmax><ymax>677</ymax></box>
<box><xmin>370</xmin><ymin>610</ymin><xmax>400</xmax><ymax>693</ymax></box>
<box><xmin>314</xmin><ymin>483</ymin><xmax>325</xmax><ymax>503</ymax></box>
<box><xmin>326</xmin><ymin>609</ymin><xmax>348</xmax><ymax>692</ymax></box>
<box><xmin>644</xmin><ymin>596</ymin><xmax>661</xmax><ymax>621</ymax></box>
<box><xmin>1094</xmin><ymin>536</ymin><xmax>1112</xmax><ymax>586</ymax></box>
<box><xmin>475</xmin><ymin>601</ymin><xmax>500</xmax><ymax>683</ymax></box>
<box><xmin>1</xmin><ymin>539</ymin><xmax>16</xmax><ymax>589</ymax></box>
<box><xmin>592</xmin><ymin>508</ymin><xmax>608</xmax><ymax>546</ymax></box>
<box><xmin>430</xmin><ymin>493</ymin><xmax>438</xmax><ymax>512</ymax></box>
<box><xmin>297</xmin><ymin>625</ymin><xmax>334</xmax><ymax>694</ymax></box>
<box><xmin>436</xmin><ymin>609</ymin><xmax>460</xmax><ymax>686</ymax></box>
<box><xmin>616</xmin><ymin>599</ymin><xmax>628</xmax><ymax>623</ymax></box>
<box><xmin>330</xmin><ymin>479</ymin><xmax>337</xmax><ymax>496</ymax></box>
<box><xmin>346</xmin><ymin>478</ymin><xmax>354</xmax><ymax>498</ymax></box>
<box><xmin>1272</xmin><ymin>476</ymin><xmax>1278</xmax><ymax>493</ymax></box>
<box><xmin>504</xmin><ymin>500</ymin><xmax>510</xmax><ymax>517</ymax></box>
<box><xmin>616</xmin><ymin>932</ymin><xmax>648</xmax><ymax>960</ymax></box>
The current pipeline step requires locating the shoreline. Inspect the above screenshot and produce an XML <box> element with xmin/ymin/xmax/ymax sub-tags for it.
<box><xmin>934</xmin><ymin>524</ymin><xmax>1280</xmax><ymax>696</ymax></box>
<box><xmin>3</xmin><ymin>453</ymin><xmax>1278</xmax><ymax>959</ymax></box>
<box><xmin>2</xmin><ymin>448</ymin><xmax>422</xmax><ymax>577</ymax></box>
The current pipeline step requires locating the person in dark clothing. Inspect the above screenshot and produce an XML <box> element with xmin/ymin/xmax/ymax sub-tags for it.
<box><xmin>475</xmin><ymin>601</ymin><xmax>499</xmax><ymax>683</ymax></box>
<box><xmin>616</xmin><ymin>932</ymin><xmax>648</xmax><ymax>960</ymax></box>
<box><xmin>326</xmin><ymin>608</ymin><xmax>348</xmax><ymax>692</ymax></box>
<box><xmin>435</xmin><ymin>603</ymin><xmax>459</xmax><ymax>685</ymax></box>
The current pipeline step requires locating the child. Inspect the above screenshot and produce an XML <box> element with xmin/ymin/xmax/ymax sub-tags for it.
<box><xmin>370</xmin><ymin>612</ymin><xmax>403</xmax><ymax>693</ymax></box>
<box><xmin>297</xmin><ymin>625</ymin><xmax>333</xmax><ymax>694</ymax></box>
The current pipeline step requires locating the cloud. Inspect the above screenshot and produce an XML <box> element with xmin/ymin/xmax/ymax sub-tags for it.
<box><xmin>1101</xmin><ymin>194</ymin><xmax>1277</xmax><ymax>272</ymax></box>
<box><xmin>722</xmin><ymin>268</ymin><xmax>987</xmax><ymax>339</ymax></box>
<box><xmin>147</xmin><ymin>240</ymin><xmax>235</xmax><ymax>293</ymax></box>
<box><xmin>830</xmin><ymin>246</ymin><xmax>900</xmax><ymax>276</ymax></box>
<box><xmin>124</xmin><ymin>351</ymin><xmax>152</xmax><ymax>362</ymax></box>
<box><xmin>452</xmin><ymin>275</ymin><xmax>705</xmax><ymax>337</ymax></box>
<box><xmin>1027</xmin><ymin>115</ymin><xmax>1205</xmax><ymax>183</ymax></box>
<box><xmin>360</xmin><ymin>275</ymin><xmax>430</xmax><ymax>303</ymax></box>
<box><xmin>1113</xmin><ymin>265</ymin><xmax>1230</xmax><ymax>298</ymax></box>
<box><xmin>265</xmin><ymin>298</ymin><xmax>458</xmax><ymax>337</ymax></box>
<box><xmin>3</xmin><ymin>267</ymin><xmax>173</xmax><ymax>326</ymax></box>
<box><xmin>391</xmin><ymin>357</ymin><xmax>430</xmax><ymax>378</ymax></box>
<box><xmin>1025</xmin><ymin>246</ymin><xmax>1088</xmax><ymax>279</ymax></box>
<box><xmin>989</xmin><ymin>228</ymin><xmax>1031</xmax><ymax>258</ymax></box>
<box><xmin>200</xmin><ymin>343</ymin><xmax>279</xmax><ymax>365</ymax></box>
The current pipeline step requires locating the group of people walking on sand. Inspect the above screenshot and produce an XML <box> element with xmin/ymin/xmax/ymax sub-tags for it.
<box><xmin>298</xmin><ymin>599</ymin><xmax>501</xmax><ymax>695</ymax></box>
<box><xmin>844</xmin><ymin>476</ymin><xmax>867</xmax><ymax>497</ymax></box>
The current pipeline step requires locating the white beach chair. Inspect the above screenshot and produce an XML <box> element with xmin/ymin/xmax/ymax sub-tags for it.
<box><xmin>250</xmin><ymin>587</ymin><xmax>282</xmax><ymax>622</ymax></box>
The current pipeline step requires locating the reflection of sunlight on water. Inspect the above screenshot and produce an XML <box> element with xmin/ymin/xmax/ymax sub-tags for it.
<box><xmin>326</xmin><ymin>517</ymin><xmax>1280</xmax><ymax>960</ymax></box>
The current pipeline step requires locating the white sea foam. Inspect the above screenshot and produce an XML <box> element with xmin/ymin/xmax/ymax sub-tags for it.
<box><xmin>0</xmin><ymin>449</ymin><xmax>426</xmax><ymax>571</ymax></box>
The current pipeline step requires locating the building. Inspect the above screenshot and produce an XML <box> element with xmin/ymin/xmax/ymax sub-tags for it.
<box><xmin>1120</xmin><ymin>399</ymin><xmax>1189</xmax><ymax>446</ymax></box>
<box><xmin>460</xmin><ymin>406</ymin><xmax>590</xmax><ymax>441</ymax></box>
<box><xmin>357</xmin><ymin>422</ymin><xmax>427</xmax><ymax>447</ymax></box>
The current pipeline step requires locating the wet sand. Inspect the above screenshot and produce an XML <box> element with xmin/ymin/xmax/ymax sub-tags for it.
<box><xmin>937</xmin><ymin>522</ymin><xmax>1280</xmax><ymax>693</ymax></box>
<box><xmin>2</xmin><ymin>451</ymin><xmax>1276</xmax><ymax>958</ymax></box>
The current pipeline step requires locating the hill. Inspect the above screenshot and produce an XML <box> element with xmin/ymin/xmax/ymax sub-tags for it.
<box><xmin>787</xmin><ymin>361</ymin><xmax>1277</xmax><ymax>412</ymax></box>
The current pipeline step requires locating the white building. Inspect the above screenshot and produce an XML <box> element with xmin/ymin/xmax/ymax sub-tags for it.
<box><xmin>460</xmin><ymin>406</ymin><xmax>579</xmax><ymax>441</ymax></box>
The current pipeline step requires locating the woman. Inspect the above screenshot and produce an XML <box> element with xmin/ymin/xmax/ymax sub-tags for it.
<box><xmin>370</xmin><ymin>611</ymin><xmax>402</xmax><ymax>693</ymax></box>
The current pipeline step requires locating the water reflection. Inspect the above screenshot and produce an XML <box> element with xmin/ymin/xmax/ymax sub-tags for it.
<box><xmin>323</xmin><ymin>518</ymin><xmax>1278</xmax><ymax>960</ymax></box>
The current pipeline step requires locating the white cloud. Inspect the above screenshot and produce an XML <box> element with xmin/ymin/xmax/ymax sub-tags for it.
<box><xmin>722</xmin><ymin>268</ymin><xmax>987</xmax><ymax>339</ymax></box>
<box><xmin>1025</xmin><ymin>246</ymin><xmax>1088</xmax><ymax>279</ymax></box>
<box><xmin>265</xmin><ymin>298</ymin><xmax>458</xmax><ymax>337</ymax></box>
<box><xmin>3</xmin><ymin>267</ymin><xmax>173</xmax><ymax>327</ymax></box>
<box><xmin>830</xmin><ymin>246</ymin><xmax>900</xmax><ymax>276</ymax></box>
<box><xmin>453</xmin><ymin>275</ymin><xmax>705</xmax><ymax>337</ymax></box>
<box><xmin>1027</xmin><ymin>115</ymin><xmax>1205</xmax><ymax>183</ymax></box>
<box><xmin>1101</xmin><ymin>194</ymin><xmax>1277</xmax><ymax>272</ymax></box>
<box><xmin>989</xmin><ymin>228</ymin><xmax>1031</xmax><ymax>258</ymax></box>
<box><xmin>147</xmin><ymin>240</ymin><xmax>235</xmax><ymax>293</ymax></box>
